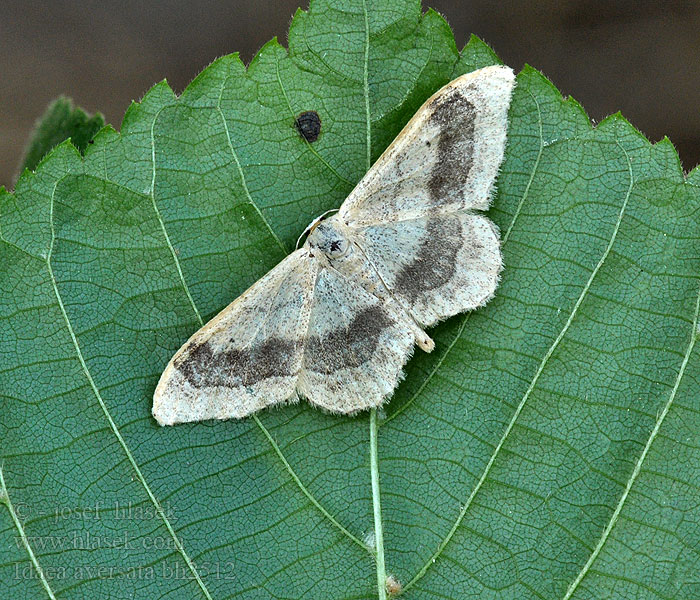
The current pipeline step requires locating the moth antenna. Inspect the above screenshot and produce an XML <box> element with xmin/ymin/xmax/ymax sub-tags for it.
<box><xmin>296</xmin><ymin>208</ymin><xmax>340</xmax><ymax>249</ymax></box>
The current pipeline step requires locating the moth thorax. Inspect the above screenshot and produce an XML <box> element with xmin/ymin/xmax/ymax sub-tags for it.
<box><xmin>307</xmin><ymin>219</ymin><xmax>350</xmax><ymax>259</ymax></box>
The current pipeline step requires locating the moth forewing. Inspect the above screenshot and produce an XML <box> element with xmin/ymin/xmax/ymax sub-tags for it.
<box><xmin>339</xmin><ymin>65</ymin><xmax>515</xmax><ymax>227</ymax></box>
<box><xmin>152</xmin><ymin>250</ymin><xmax>317</xmax><ymax>425</ymax></box>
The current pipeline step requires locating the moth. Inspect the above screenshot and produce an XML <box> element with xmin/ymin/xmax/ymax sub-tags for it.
<box><xmin>153</xmin><ymin>65</ymin><xmax>515</xmax><ymax>425</ymax></box>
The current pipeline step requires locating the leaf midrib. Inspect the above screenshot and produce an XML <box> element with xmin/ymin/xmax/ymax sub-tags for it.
<box><xmin>360</xmin><ymin>3</ymin><xmax>389</xmax><ymax>599</ymax></box>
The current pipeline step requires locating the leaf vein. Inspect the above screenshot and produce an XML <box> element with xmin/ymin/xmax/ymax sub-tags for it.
<box><xmin>561</xmin><ymin>236</ymin><xmax>700</xmax><ymax>598</ymax></box>
<box><xmin>150</xmin><ymin>109</ymin><xmax>204</xmax><ymax>326</ymax></box>
<box><xmin>0</xmin><ymin>466</ymin><xmax>57</xmax><ymax>600</ymax></box>
<box><xmin>404</xmin><ymin>108</ymin><xmax>633</xmax><ymax>594</ymax></box>
<box><xmin>253</xmin><ymin>415</ymin><xmax>368</xmax><ymax>549</ymax></box>
<box><xmin>216</xmin><ymin>74</ymin><xmax>287</xmax><ymax>255</ymax></box>
<box><xmin>46</xmin><ymin>178</ymin><xmax>214</xmax><ymax>600</ymax></box>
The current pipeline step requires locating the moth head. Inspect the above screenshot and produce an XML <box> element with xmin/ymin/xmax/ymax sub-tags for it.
<box><xmin>307</xmin><ymin>219</ymin><xmax>350</xmax><ymax>259</ymax></box>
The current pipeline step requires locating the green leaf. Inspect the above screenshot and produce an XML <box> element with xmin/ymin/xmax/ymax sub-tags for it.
<box><xmin>1</xmin><ymin>2</ymin><xmax>699</xmax><ymax>599</ymax></box>
<box><xmin>18</xmin><ymin>97</ymin><xmax>105</xmax><ymax>175</ymax></box>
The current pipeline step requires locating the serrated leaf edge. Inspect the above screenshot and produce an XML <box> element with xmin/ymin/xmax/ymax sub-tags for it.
<box><xmin>1</xmin><ymin>5</ymin><xmax>698</xmax><ymax>598</ymax></box>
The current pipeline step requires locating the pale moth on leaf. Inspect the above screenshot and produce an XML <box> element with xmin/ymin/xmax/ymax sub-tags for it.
<box><xmin>153</xmin><ymin>65</ymin><xmax>515</xmax><ymax>425</ymax></box>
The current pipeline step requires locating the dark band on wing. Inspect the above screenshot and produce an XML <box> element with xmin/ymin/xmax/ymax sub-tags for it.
<box><xmin>175</xmin><ymin>337</ymin><xmax>298</xmax><ymax>388</ymax></box>
<box><xmin>304</xmin><ymin>306</ymin><xmax>395</xmax><ymax>374</ymax></box>
<box><xmin>394</xmin><ymin>216</ymin><xmax>462</xmax><ymax>298</ymax></box>
<box><xmin>428</xmin><ymin>89</ymin><xmax>476</xmax><ymax>204</ymax></box>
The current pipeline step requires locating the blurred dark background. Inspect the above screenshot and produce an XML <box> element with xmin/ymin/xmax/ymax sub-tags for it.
<box><xmin>2</xmin><ymin>0</ymin><xmax>699</xmax><ymax>187</ymax></box>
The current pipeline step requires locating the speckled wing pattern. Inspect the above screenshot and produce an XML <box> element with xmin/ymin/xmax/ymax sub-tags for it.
<box><xmin>153</xmin><ymin>250</ymin><xmax>314</xmax><ymax>425</ymax></box>
<box><xmin>339</xmin><ymin>65</ymin><xmax>515</xmax><ymax>225</ymax></box>
<box><xmin>352</xmin><ymin>212</ymin><xmax>502</xmax><ymax>329</ymax></box>
<box><xmin>153</xmin><ymin>65</ymin><xmax>514</xmax><ymax>425</ymax></box>
<box><xmin>297</xmin><ymin>266</ymin><xmax>415</xmax><ymax>414</ymax></box>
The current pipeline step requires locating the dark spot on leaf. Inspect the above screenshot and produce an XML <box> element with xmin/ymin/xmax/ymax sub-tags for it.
<box><xmin>295</xmin><ymin>110</ymin><xmax>322</xmax><ymax>143</ymax></box>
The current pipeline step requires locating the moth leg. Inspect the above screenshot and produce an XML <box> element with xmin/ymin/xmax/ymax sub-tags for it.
<box><xmin>414</xmin><ymin>327</ymin><xmax>435</xmax><ymax>352</ymax></box>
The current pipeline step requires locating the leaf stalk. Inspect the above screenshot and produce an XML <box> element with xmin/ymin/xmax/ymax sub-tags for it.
<box><xmin>370</xmin><ymin>409</ymin><xmax>388</xmax><ymax>600</ymax></box>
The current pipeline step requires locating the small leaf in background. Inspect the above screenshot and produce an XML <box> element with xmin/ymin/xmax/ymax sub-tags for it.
<box><xmin>18</xmin><ymin>96</ymin><xmax>104</xmax><ymax>175</ymax></box>
<box><xmin>1</xmin><ymin>1</ymin><xmax>698</xmax><ymax>599</ymax></box>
